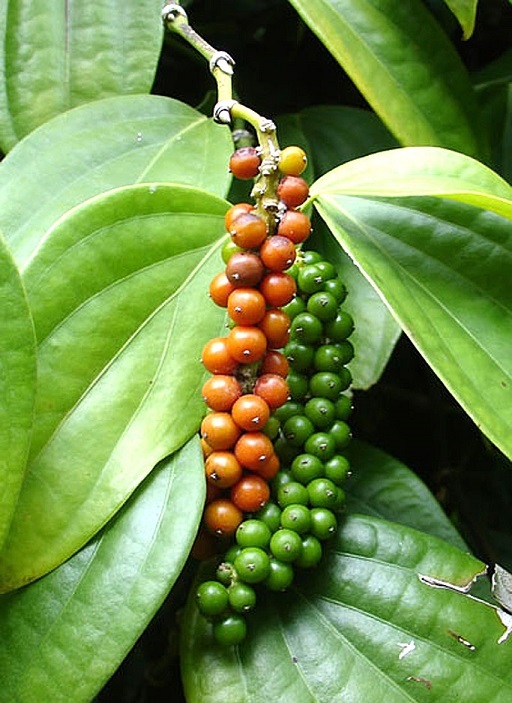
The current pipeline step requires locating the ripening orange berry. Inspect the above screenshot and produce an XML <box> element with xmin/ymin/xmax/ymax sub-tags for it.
<box><xmin>204</xmin><ymin>498</ymin><xmax>244</xmax><ymax>536</ymax></box>
<box><xmin>231</xmin><ymin>394</ymin><xmax>271</xmax><ymax>431</ymax></box>
<box><xmin>227</xmin><ymin>326</ymin><xmax>267</xmax><ymax>364</ymax></box>
<box><xmin>229</xmin><ymin>147</ymin><xmax>261</xmax><ymax>180</ymax></box>
<box><xmin>200</xmin><ymin>412</ymin><xmax>241</xmax><ymax>450</ymax></box>
<box><xmin>202</xmin><ymin>375</ymin><xmax>242</xmax><ymax>412</ymax></box>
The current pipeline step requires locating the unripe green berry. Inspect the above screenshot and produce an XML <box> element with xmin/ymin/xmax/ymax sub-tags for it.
<box><xmin>263</xmin><ymin>558</ymin><xmax>295</xmax><ymax>591</ymax></box>
<box><xmin>307</xmin><ymin>291</ymin><xmax>338</xmax><ymax>321</ymax></box>
<box><xmin>283</xmin><ymin>414</ymin><xmax>315</xmax><ymax>447</ymax></box>
<box><xmin>307</xmin><ymin>477</ymin><xmax>340</xmax><ymax>509</ymax></box>
<box><xmin>274</xmin><ymin>400</ymin><xmax>305</xmax><ymax>424</ymax></box>
<box><xmin>236</xmin><ymin>519</ymin><xmax>272</xmax><ymax>549</ymax></box>
<box><xmin>301</xmin><ymin>250</ymin><xmax>323</xmax><ymax>265</ymax></box>
<box><xmin>277</xmin><ymin>481</ymin><xmax>309</xmax><ymax>507</ymax></box>
<box><xmin>290</xmin><ymin>312</ymin><xmax>323</xmax><ymax>344</ymax></box>
<box><xmin>282</xmin><ymin>296</ymin><xmax>306</xmax><ymax>319</ymax></box>
<box><xmin>234</xmin><ymin>547</ymin><xmax>271</xmax><ymax>584</ymax></box>
<box><xmin>304</xmin><ymin>432</ymin><xmax>336</xmax><ymax>461</ymax></box>
<box><xmin>304</xmin><ymin>396</ymin><xmax>336</xmax><ymax>429</ymax></box>
<box><xmin>196</xmin><ymin>581</ymin><xmax>229</xmax><ymax>618</ymax></box>
<box><xmin>295</xmin><ymin>534</ymin><xmax>323</xmax><ymax>568</ymax></box>
<box><xmin>310</xmin><ymin>507</ymin><xmax>338</xmax><ymax>540</ymax></box>
<box><xmin>323</xmin><ymin>311</ymin><xmax>354</xmax><ymax>341</ymax></box>
<box><xmin>291</xmin><ymin>453</ymin><xmax>324</xmax><ymax>484</ymax></box>
<box><xmin>329</xmin><ymin>420</ymin><xmax>352</xmax><ymax>450</ymax></box>
<box><xmin>280</xmin><ymin>503</ymin><xmax>312</xmax><ymax>534</ymax></box>
<box><xmin>324</xmin><ymin>454</ymin><xmax>351</xmax><ymax>485</ymax></box>
<box><xmin>334</xmin><ymin>395</ymin><xmax>353</xmax><ymax>421</ymax></box>
<box><xmin>254</xmin><ymin>501</ymin><xmax>282</xmax><ymax>533</ymax></box>
<box><xmin>228</xmin><ymin>582</ymin><xmax>257</xmax><ymax>613</ymax></box>
<box><xmin>270</xmin><ymin>528</ymin><xmax>303</xmax><ymax>562</ymax></box>
<box><xmin>213</xmin><ymin>614</ymin><xmax>247</xmax><ymax>646</ymax></box>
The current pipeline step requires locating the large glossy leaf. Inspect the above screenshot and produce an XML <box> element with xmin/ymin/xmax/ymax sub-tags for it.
<box><xmin>311</xmin><ymin>146</ymin><xmax>512</xmax><ymax>216</ymax></box>
<box><xmin>181</xmin><ymin>512</ymin><xmax>512</xmax><ymax>703</ymax></box>
<box><xmin>287</xmin><ymin>0</ymin><xmax>485</xmax><ymax>157</ymax></box>
<box><xmin>345</xmin><ymin>441</ymin><xmax>467</xmax><ymax>551</ymax></box>
<box><xmin>0</xmin><ymin>184</ymin><xmax>228</xmax><ymax>592</ymax></box>
<box><xmin>0</xmin><ymin>436</ymin><xmax>205</xmax><ymax>703</ymax></box>
<box><xmin>0</xmin><ymin>94</ymin><xmax>232</xmax><ymax>269</ymax></box>
<box><xmin>0</xmin><ymin>0</ymin><xmax>164</xmax><ymax>151</ymax></box>
<box><xmin>277</xmin><ymin>107</ymin><xmax>401</xmax><ymax>388</ymax></box>
<box><xmin>313</xmin><ymin>193</ymin><xmax>512</xmax><ymax>462</ymax></box>
<box><xmin>0</xmin><ymin>232</ymin><xmax>36</xmax><ymax>549</ymax></box>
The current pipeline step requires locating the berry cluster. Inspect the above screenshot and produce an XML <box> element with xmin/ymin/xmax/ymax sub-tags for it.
<box><xmin>194</xmin><ymin>143</ymin><xmax>353</xmax><ymax>647</ymax></box>
<box><xmin>199</xmin><ymin>145</ymin><xmax>310</xmax><ymax>538</ymax></box>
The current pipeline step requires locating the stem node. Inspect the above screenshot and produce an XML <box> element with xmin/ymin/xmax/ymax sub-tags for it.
<box><xmin>209</xmin><ymin>51</ymin><xmax>235</xmax><ymax>76</ymax></box>
<box><xmin>161</xmin><ymin>3</ymin><xmax>187</xmax><ymax>25</ymax></box>
<box><xmin>213</xmin><ymin>100</ymin><xmax>238</xmax><ymax>126</ymax></box>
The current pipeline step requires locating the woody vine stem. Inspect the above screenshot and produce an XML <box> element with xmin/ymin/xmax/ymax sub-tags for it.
<box><xmin>161</xmin><ymin>3</ymin><xmax>283</xmax><ymax>233</ymax></box>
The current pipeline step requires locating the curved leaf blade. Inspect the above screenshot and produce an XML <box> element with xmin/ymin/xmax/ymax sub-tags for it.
<box><xmin>0</xmin><ymin>233</ymin><xmax>36</xmax><ymax>549</ymax></box>
<box><xmin>0</xmin><ymin>0</ymin><xmax>164</xmax><ymax>150</ymax></box>
<box><xmin>311</xmin><ymin>146</ymin><xmax>512</xmax><ymax>217</ymax></box>
<box><xmin>345</xmin><ymin>441</ymin><xmax>467</xmax><ymax>550</ymax></box>
<box><xmin>0</xmin><ymin>95</ymin><xmax>232</xmax><ymax>269</ymax></box>
<box><xmin>0</xmin><ymin>436</ymin><xmax>204</xmax><ymax>703</ymax></box>
<box><xmin>443</xmin><ymin>0</ymin><xmax>478</xmax><ymax>39</ymax></box>
<box><xmin>314</xmin><ymin>193</ymin><xmax>512</xmax><ymax>461</ymax></box>
<box><xmin>182</xmin><ymin>513</ymin><xmax>509</xmax><ymax>703</ymax></box>
<box><xmin>287</xmin><ymin>0</ymin><xmax>485</xmax><ymax>157</ymax></box>
<box><xmin>0</xmin><ymin>184</ymin><xmax>228</xmax><ymax>592</ymax></box>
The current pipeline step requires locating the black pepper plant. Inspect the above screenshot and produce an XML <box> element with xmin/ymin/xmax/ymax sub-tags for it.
<box><xmin>0</xmin><ymin>1</ymin><xmax>511</xmax><ymax>702</ymax></box>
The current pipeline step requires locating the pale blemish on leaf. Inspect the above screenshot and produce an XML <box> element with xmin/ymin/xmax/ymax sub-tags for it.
<box><xmin>418</xmin><ymin>565</ymin><xmax>487</xmax><ymax>593</ymax></box>
<box><xmin>397</xmin><ymin>641</ymin><xmax>416</xmax><ymax>660</ymax></box>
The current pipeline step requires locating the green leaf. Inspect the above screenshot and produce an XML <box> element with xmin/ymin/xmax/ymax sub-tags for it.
<box><xmin>0</xmin><ymin>436</ymin><xmax>205</xmax><ymax>703</ymax></box>
<box><xmin>182</xmin><ymin>513</ymin><xmax>511</xmax><ymax>703</ymax></box>
<box><xmin>311</xmin><ymin>146</ymin><xmax>512</xmax><ymax>217</ymax></box>
<box><xmin>277</xmin><ymin>106</ymin><xmax>401</xmax><ymax>388</ymax></box>
<box><xmin>313</xmin><ymin>193</ymin><xmax>512</xmax><ymax>462</ymax></box>
<box><xmin>345</xmin><ymin>441</ymin><xmax>467</xmax><ymax>550</ymax></box>
<box><xmin>287</xmin><ymin>0</ymin><xmax>485</xmax><ymax>157</ymax></box>
<box><xmin>0</xmin><ymin>184</ymin><xmax>228</xmax><ymax>592</ymax></box>
<box><xmin>443</xmin><ymin>0</ymin><xmax>478</xmax><ymax>39</ymax></box>
<box><xmin>0</xmin><ymin>233</ymin><xmax>36</xmax><ymax>549</ymax></box>
<box><xmin>0</xmin><ymin>95</ymin><xmax>233</xmax><ymax>269</ymax></box>
<box><xmin>0</xmin><ymin>0</ymin><xmax>164</xmax><ymax>151</ymax></box>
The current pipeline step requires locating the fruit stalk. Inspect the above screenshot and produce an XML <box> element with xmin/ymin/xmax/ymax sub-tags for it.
<box><xmin>163</xmin><ymin>7</ymin><xmax>353</xmax><ymax>648</ymax></box>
